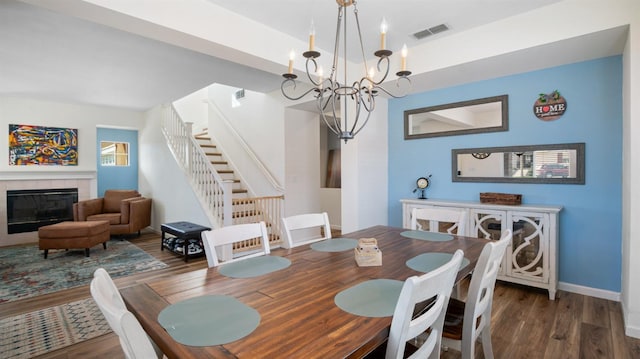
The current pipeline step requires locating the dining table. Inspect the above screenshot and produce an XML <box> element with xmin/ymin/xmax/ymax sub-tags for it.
<box><xmin>120</xmin><ymin>225</ymin><xmax>488</xmax><ymax>359</ymax></box>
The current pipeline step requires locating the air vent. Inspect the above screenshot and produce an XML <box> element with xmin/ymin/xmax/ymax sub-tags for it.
<box><xmin>235</xmin><ymin>89</ymin><xmax>245</xmax><ymax>99</ymax></box>
<box><xmin>413</xmin><ymin>23</ymin><xmax>450</xmax><ymax>40</ymax></box>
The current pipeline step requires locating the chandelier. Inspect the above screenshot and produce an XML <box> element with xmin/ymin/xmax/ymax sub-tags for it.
<box><xmin>281</xmin><ymin>0</ymin><xmax>412</xmax><ymax>143</ymax></box>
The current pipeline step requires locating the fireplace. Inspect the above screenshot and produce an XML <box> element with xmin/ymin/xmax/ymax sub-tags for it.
<box><xmin>6</xmin><ymin>188</ymin><xmax>78</xmax><ymax>234</ymax></box>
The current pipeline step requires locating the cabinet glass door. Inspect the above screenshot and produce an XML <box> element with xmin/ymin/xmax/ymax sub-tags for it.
<box><xmin>507</xmin><ymin>211</ymin><xmax>549</xmax><ymax>283</ymax></box>
<box><xmin>470</xmin><ymin>209</ymin><xmax>507</xmax><ymax>276</ymax></box>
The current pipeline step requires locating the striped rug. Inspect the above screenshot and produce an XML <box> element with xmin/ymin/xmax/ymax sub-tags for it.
<box><xmin>0</xmin><ymin>298</ymin><xmax>112</xmax><ymax>358</ymax></box>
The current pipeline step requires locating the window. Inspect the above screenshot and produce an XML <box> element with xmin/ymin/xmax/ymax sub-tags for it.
<box><xmin>100</xmin><ymin>141</ymin><xmax>129</xmax><ymax>166</ymax></box>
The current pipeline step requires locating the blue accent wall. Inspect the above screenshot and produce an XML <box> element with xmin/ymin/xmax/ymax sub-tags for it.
<box><xmin>96</xmin><ymin>128</ymin><xmax>139</xmax><ymax>197</ymax></box>
<box><xmin>388</xmin><ymin>56</ymin><xmax>622</xmax><ymax>292</ymax></box>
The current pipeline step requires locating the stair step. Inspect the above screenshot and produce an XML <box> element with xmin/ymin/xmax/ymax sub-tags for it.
<box><xmin>233</xmin><ymin>189</ymin><xmax>248</xmax><ymax>194</ymax></box>
<box><xmin>204</xmin><ymin>152</ymin><xmax>222</xmax><ymax>157</ymax></box>
<box><xmin>195</xmin><ymin>136</ymin><xmax>211</xmax><ymax>140</ymax></box>
<box><xmin>200</xmin><ymin>144</ymin><xmax>217</xmax><ymax>148</ymax></box>
<box><xmin>218</xmin><ymin>170</ymin><xmax>234</xmax><ymax>174</ymax></box>
<box><xmin>211</xmin><ymin>161</ymin><xmax>228</xmax><ymax>165</ymax></box>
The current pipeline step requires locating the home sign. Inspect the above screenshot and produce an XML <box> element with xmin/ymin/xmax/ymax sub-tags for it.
<box><xmin>533</xmin><ymin>90</ymin><xmax>567</xmax><ymax>121</ymax></box>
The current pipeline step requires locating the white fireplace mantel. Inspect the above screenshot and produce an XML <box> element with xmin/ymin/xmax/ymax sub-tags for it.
<box><xmin>1</xmin><ymin>172</ymin><xmax>97</xmax><ymax>246</ymax></box>
<box><xmin>0</xmin><ymin>171</ymin><xmax>96</xmax><ymax>181</ymax></box>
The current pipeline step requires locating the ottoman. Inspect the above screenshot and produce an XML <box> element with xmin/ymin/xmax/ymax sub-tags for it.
<box><xmin>38</xmin><ymin>221</ymin><xmax>110</xmax><ymax>259</ymax></box>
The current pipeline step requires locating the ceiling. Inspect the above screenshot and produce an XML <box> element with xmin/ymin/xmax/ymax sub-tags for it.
<box><xmin>0</xmin><ymin>0</ymin><xmax>627</xmax><ymax>111</ymax></box>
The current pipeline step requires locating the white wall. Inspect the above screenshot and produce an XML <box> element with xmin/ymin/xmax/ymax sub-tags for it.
<box><xmin>0</xmin><ymin>97</ymin><xmax>144</xmax><ymax>196</ymax></box>
<box><xmin>0</xmin><ymin>97</ymin><xmax>143</xmax><ymax>172</ymax></box>
<box><xmin>319</xmin><ymin>188</ymin><xmax>341</xmax><ymax>230</ymax></box>
<box><xmin>173</xmin><ymin>88</ymin><xmax>208</xmax><ymax>134</ymax></box>
<box><xmin>207</xmin><ymin>85</ymin><xmax>285</xmax><ymax>197</ymax></box>
<box><xmin>138</xmin><ymin>106</ymin><xmax>211</xmax><ymax>231</ymax></box>
<box><xmin>283</xmin><ymin>108</ymin><xmax>321</xmax><ymax>216</ymax></box>
<box><xmin>341</xmin><ymin>98</ymin><xmax>389</xmax><ymax>233</ymax></box>
<box><xmin>621</xmin><ymin>0</ymin><xmax>640</xmax><ymax>338</ymax></box>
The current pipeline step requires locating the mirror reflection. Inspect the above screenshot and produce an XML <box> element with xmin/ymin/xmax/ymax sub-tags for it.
<box><xmin>452</xmin><ymin>143</ymin><xmax>585</xmax><ymax>184</ymax></box>
<box><xmin>405</xmin><ymin>95</ymin><xmax>508</xmax><ymax>139</ymax></box>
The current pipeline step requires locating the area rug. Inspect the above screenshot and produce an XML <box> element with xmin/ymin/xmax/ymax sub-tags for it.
<box><xmin>0</xmin><ymin>297</ymin><xmax>111</xmax><ymax>359</ymax></box>
<box><xmin>0</xmin><ymin>239</ymin><xmax>168</xmax><ymax>303</ymax></box>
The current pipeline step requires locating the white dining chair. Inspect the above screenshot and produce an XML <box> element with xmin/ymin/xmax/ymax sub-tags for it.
<box><xmin>90</xmin><ymin>269</ymin><xmax>163</xmax><ymax>359</ymax></box>
<box><xmin>385</xmin><ymin>249</ymin><xmax>465</xmax><ymax>359</ymax></box>
<box><xmin>281</xmin><ymin>212</ymin><xmax>332</xmax><ymax>249</ymax></box>
<box><xmin>201</xmin><ymin>221</ymin><xmax>271</xmax><ymax>267</ymax></box>
<box><xmin>410</xmin><ymin>207</ymin><xmax>468</xmax><ymax>236</ymax></box>
<box><xmin>442</xmin><ymin>229</ymin><xmax>512</xmax><ymax>359</ymax></box>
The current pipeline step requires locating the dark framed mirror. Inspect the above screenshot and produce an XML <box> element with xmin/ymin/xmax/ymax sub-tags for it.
<box><xmin>404</xmin><ymin>95</ymin><xmax>508</xmax><ymax>139</ymax></box>
<box><xmin>452</xmin><ymin>143</ymin><xmax>585</xmax><ymax>184</ymax></box>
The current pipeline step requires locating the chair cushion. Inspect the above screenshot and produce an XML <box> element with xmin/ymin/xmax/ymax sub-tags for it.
<box><xmin>87</xmin><ymin>213</ymin><xmax>122</xmax><ymax>225</ymax></box>
<box><xmin>39</xmin><ymin>220</ymin><xmax>110</xmax><ymax>238</ymax></box>
<box><xmin>103</xmin><ymin>190</ymin><xmax>140</xmax><ymax>213</ymax></box>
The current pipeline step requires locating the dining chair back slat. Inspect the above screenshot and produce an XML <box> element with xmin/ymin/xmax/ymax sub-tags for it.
<box><xmin>201</xmin><ymin>221</ymin><xmax>271</xmax><ymax>267</ymax></box>
<box><xmin>386</xmin><ymin>249</ymin><xmax>465</xmax><ymax>359</ymax></box>
<box><xmin>281</xmin><ymin>212</ymin><xmax>332</xmax><ymax>248</ymax></box>
<box><xmin>90</xmin><ymin>268</ymin><xmax>162</xmax><ymax>359</ymax></box>
<box><xmin>410</xmin><ymin>207</ymin><xmax>468</xmax><ymax>236</ymax></box>
<box><xmin>442</xmin><ymin>229</ymin><xmax>512</xmax><ymax>359</ymax></box>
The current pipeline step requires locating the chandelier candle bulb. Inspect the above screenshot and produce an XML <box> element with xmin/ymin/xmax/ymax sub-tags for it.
<box><xmin>401</xmin><ymin>44</ymin><xmax>408</xmax><ymax>71</ymax></box>
<box><xmin>380</xmin><ymin>18</ymin><xmax>388</xmax><ymax>50</ymax></box>
<box><xmin>288</xmin><ymin>50</ymin><xmax>295</xmax><ymax>73</ymax></box>
<box><xmin>309</xmin><ymin>20</ymin><xmax>316</xmax><ymax>51</ymax></box>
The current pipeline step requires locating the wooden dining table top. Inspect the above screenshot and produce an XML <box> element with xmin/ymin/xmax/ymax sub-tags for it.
<box><xmin>120</xmin><ymin>225</ymin><xmax>488</xmax><ymax>359</ymax></box>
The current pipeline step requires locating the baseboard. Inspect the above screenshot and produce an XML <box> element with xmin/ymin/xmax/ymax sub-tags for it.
<box><xmin>558</xmin><ymin>281</ymin><xmax>620</xmax><ymax>301</ymax></box>
<box><xmin>621</xmin><ymin>301</ymin><xmax>640</xmax><ymax>338</ymax></box>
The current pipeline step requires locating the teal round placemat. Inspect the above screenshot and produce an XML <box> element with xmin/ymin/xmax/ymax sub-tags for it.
<box><xmin>334</xmin><ymin>279</ymin><xmax>404</xmax><ymax>317</ymax></box>
<box><xmin>310</xmin><ymin>238</ymin><xmax>358</xmax><ymax>252</ymax></box>
<box><xmin>400</xmin><ymin>230</ymin><xmax>454</xmax><ymax>241</ymax></box>
<box><xmin>406</xmin><ymin>252</ymin><xmax>470</xmax><ymax>273</ymax></box>
<box><xmin>158</xmin><ymin>295</ymin><xmax>260</xmax><ymax>346</ymax></box>
<box><xmin>219</xmin><ymin>255</ymin><xmax>291</xmax><ymax>278</ymax></box>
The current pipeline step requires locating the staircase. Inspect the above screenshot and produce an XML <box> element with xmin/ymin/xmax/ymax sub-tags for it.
<box><xmin>194</xmin><ymin>133</ymin><xmax>247</xmax><ymax>198</ymax></box>
<box><xmin>161</xmin><ymin>104</ymin><xmax>283</xmax><ymax>253</ymax></box>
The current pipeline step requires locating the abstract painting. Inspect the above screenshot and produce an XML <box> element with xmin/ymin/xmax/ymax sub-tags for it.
<box><xmin>9</xmin><ymin>124</ymin><xmax>78</xmax><ymax>165</ymax></box>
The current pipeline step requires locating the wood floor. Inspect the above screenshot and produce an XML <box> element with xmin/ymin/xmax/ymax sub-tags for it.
<box><xmin>2</xmin><ymin>231</ymin><xmax>639</xmax><ymax>359</ymax></box>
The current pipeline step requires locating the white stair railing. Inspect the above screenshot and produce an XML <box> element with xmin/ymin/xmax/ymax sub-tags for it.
<box><xmin>161</xmin><ymin>104</ymin><xmax>284</xmax><ymax>249</ymax></box>
<box><xmin>161</xmin><ymin>104</ymin><xmax>232</xmax><ymax>229</ymax></box>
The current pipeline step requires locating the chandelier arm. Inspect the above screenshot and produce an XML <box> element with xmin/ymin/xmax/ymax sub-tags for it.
<box><xmin>348</xmin><ymin>94</ymin><xmax>363</xmax><ymax>134</ymax></box>
<box><xmin>280</xmin><ymin>79</ymin><xmax>319</xmax><ymax>101</ymax></box>
<box><xmin>358</xmin><ymin>83</ymin><xmax>376</xmax><ymax>113</ymax></box>
<box><xmin>333</xmin><ymin>94</ymin><xmax>343</xmax><ymax>130</ymax></box>
<box><xmin>318</xmin><ymin>99</ymin><xmax>340</xmax><ymax>136</ymax></box>
<box><xmin>352</xmin><ymin>3</ymin><xmax>370</xmax><ymax>74</ymax></box>
<box><xmin>371</xmin><ymin>77</ymin><xmax>413</xmax><ymax>98</ymax></box>
<box><xmin>373</xmin><ymin>56</ymin><xmax>391</xmax><ymax>85</ymax></box>
<box><xmin>305</xmin><ymin>57</ymin><xmax>321</xmax><ymax>87</ymax></box>
<box><xmin>351</xmin><ymin>110</ymin><xmax>372</xmax><ymax>137</ymax></box>
<box><xmin>329</xmin><ymin>6</ymin><xmax>344</xmax><ymax>83</ymax></box>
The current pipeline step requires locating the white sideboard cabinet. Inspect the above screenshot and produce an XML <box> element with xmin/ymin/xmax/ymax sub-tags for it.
<box><xmin>401</xmin><ymin>199</ymin><xmax>562</xmax><ymax>299</ymax></box>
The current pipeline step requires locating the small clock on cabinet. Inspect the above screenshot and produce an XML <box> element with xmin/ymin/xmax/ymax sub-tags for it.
<box><xmin>413</xmin><ymin>174</ymin><xmax>432</xmax><ymax>199</ymax></box>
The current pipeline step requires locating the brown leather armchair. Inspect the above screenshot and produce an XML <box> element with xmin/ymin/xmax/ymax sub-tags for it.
<box><xmin>73</xmin><ymin>189</ymin><xmax>152</xmax><ymax>236</ymax></box>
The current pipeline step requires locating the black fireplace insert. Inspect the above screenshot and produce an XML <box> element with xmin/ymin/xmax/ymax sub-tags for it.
<box><xmin>6</xmin><ymin>188</ymin><xmax>78</xmax><ymax>234</ymax></box>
